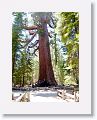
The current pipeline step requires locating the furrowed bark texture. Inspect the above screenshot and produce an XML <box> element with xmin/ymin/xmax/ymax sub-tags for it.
<box><xmin>38</xmin><ymin>17</ymin><xmax>57</xmax><ymax>86</ymax></box>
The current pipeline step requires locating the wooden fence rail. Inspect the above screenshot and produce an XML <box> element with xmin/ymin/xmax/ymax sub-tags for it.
<box><xmin>57</xmin><ymin>88</ymin><xmax>79</xmax><ymax>102</ymax></box>
<box><xmin>14</xmin><ymin>92</ymin><xmax>30</xmax><ymax>102</ymax></box>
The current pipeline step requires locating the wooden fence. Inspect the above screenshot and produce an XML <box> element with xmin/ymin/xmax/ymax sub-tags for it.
<box><xmin>57</xmin><ymin>88</ymin><xmax>79</xmax><ymax>102</ymax></box>
<box><xmin>13</xmin><ymin>92</ymin><xmax>30</xmax><ymax>102</ymax></box>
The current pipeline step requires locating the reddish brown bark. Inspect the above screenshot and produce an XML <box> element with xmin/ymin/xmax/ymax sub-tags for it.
<box><xmin>38</xmin><ymin>35</ymin><xmax>46</xmax><ymax>81</ymax></box>
<box><xmin>37</xmin><ymin>17</ymin><xmax>57</xmax><ymax>86</ymax></box>
<box><xmin>24</xmin><ymin>17</ymin><xmax>57</xmax><ymax>86</ymax></box>
<box><xmin>23</xmin><ymin>25</ymin><xmax>38</xmax><ymax>30</ymax></box>
<box><xmin>29</xmin><ymin>30</ymin><xmax>35</xmax><ymax>35</ymax></box>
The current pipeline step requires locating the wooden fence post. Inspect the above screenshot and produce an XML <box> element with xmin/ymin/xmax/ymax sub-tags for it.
<box><xmin>27</xmin><ymin>92</ymin><xmax>30</xmax><ymax>102</ymax></box>
<box><xmin>74</xmin><ymin>88</ymin><xmax>77</xmax><ymax>102</ymax></box>
<box><xmin>12</xmin><ymin>93</ymin><xmax>14</xmax><ymax>100</ymax></box>
<box><xmin>63</xmin><ymin>90</ymin><xmax>66</xmax><ymax>100</ymax></box>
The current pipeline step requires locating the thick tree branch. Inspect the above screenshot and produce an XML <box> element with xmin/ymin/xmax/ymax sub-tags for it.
<box><xmin>23</xmin><ymin>25</ymin><xmax>38</xmax><ymax>30</ymax></box>
<box><xmin>29</xmin><ymin>30</ymin><xmax>36</xmax><ymax>35</ymax></box>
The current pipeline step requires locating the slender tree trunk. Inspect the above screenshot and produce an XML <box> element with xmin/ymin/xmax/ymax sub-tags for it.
<box><xmin>22</xmin><ymin>74</ymin><xmax>25</xmax><ymax>87</ymax></box>
<box><xmin>12</xmin><ymin>53</ymin><xmax>16</xmax><ymax>84</ymax></box>
<box><xmin>20</xmin><ymin>78</ymin><xmax>22</xmax><ymax>87</ymax></box>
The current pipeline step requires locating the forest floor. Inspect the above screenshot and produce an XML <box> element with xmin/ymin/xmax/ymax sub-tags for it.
<box><xmin>13</xmin><ymin>89</ymin><xmax>76</xmax><ymax>102</ymax></box>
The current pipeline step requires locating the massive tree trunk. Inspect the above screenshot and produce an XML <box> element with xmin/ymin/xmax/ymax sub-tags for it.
<box><xmin>37</xmin><ymin>17</ymin><xmax>57</xmax><ymax>86</ymax></box>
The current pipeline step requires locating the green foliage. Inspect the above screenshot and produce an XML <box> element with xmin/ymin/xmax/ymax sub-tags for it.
<box><xmin>56</xmin><ymin>12</ymin><xmax>79</xmax><ymax>85</ymax></box>
<box><xmin>53</xmin><ymin>33</ymin><xmax>58</xmax><ymax>65</ymax></box>
<box><xmin>13</xmin><ymin>50</ymin><xmax>34</xmax><ymax>87</ymax></box>
<box><xmin>12</xmin><ymin>12</ymin><xmax>79</xmax><ymax>87</ymax></box>
<box><xmin>12</xmin><ymin>12</ymin><xmax>34</xmax><ymax>87</ymax></box>
<box><xmin>37</xmin><ymin>29</ymin><xmax>45</xmax><ymax>35</ymax></box>
<box><xmin>12</xmin><ymin>12</ymin><xmax>24</xmax><ymax>84</ymax></box>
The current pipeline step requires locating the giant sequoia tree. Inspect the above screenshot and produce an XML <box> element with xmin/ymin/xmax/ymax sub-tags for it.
<box><xmin>21</xmin><ymin>12</ymin><xmax>57</xmax><ymax>86</ymax></box>
<box><xmin>12</xmin><ymin>12</ymin><xmax>79</xmax><ymax>87</ymax></box>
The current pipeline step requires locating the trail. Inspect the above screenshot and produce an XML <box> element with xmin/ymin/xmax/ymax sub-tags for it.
<box><xmin>13</xmin><ymin>90</ymin><xmax>75</xmax><ymax>102</ymax></box>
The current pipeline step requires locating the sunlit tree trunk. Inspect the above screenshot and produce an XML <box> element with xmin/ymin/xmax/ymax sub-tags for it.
<box><xmin>38</xmin><ymin>17</ymin><xmax>57</xmax><ymax>86</ymax></box>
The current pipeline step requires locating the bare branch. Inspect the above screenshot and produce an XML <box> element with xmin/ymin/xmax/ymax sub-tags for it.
<box><xmin>20</xmin><ymin>32</ymin><xmax>37</xmax><ymax>49</ymax></box>
<box><xmin>24</xmin><ymin>33</ymin><xmax>36</xmax><ymax>47</ymax></box>
<box><xmin>32</xmin><ymin>46</ymin><xmax>39</xmax><ymax>56</ymax></box>
<box><xmin>30</xmin><ymin>32</ymin><xmax>37</xmax><ymax>39</ymax></box>
<box><xmin>28</xmin><ymin>40</ymin><xmax>39</xmax><ymax>48</ymax></box>
<box><xmin>48</xmin><ymin>17</ymin><xmax>56</xmax><ymax>28</ymax></box>
<box><xmin>48</xmin><ymin>23</ymin><xmax>54</xmax><ymax>28</ymax></box>
<box><xmin>51</xmin><ymin>17</ymin><xmax>55</xmax><ymax>25</ymax></box>
<box><xmin>48</xmin><ymin>32</ymin><xmax>52</xmax><ymax>38</ymax></box>
<box><xmin>17</xmin><ymin>39</ymin><xmax>28</xmax><ymax>43</ymax></box>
